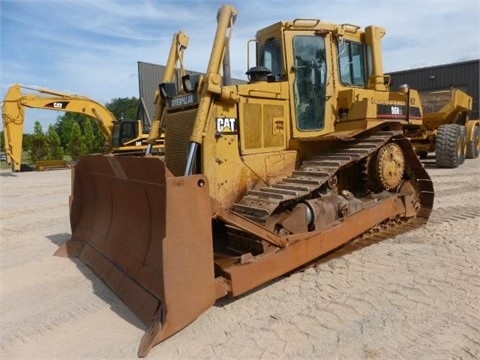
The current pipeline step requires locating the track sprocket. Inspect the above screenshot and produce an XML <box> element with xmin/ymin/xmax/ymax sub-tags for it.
<box><xmin>373</xmin><ymin>142</ymin><xmax>405</xmax><ymax>190</ymax></box>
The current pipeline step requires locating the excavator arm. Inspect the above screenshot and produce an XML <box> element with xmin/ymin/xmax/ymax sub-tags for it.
<box><xmin>2</xmin><ymin>84</ymin><xmax>23</xmax><ymax>169</ymax></box>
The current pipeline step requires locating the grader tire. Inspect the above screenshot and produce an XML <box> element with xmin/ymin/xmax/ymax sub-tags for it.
<box><xmin>466</xmin><ymin>125</ymin><xmax>480</xmax><ymax>159</ymax></box>
<box><xmin>435</xmin><ymin>124</ymin><xmax>462</xmax><ymax>168</ymax></box>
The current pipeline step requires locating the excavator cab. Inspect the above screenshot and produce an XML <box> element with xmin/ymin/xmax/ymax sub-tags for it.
<box><xmin>112</xmin><ymin>120</ymin><xmax>141</xmax><ymax>148</ymax></box>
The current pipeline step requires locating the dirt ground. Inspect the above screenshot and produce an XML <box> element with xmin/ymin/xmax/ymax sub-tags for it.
<box><xmin>1</xmin><ymin>156</ymin><xmax>479</xmax><ymax>360</ymax></box>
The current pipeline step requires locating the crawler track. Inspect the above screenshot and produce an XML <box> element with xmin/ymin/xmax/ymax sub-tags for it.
<box><xmin>232</xmin><ymin>131</ymin><xmax>434</xmax><ymax>228</ymax></box>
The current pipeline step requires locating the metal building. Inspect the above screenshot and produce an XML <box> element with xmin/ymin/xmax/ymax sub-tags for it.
<box><xmin>388</xmin><ymin>59</ymin><xmax>480</xmax><ymax>119</ymax></box>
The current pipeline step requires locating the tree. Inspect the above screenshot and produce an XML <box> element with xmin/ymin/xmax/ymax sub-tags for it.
<box><xmin>46</xmin><ymin>125</ymin><xmax>64</xmax><ymax>160</ymax></box>
<box><xmin>93</xmin><ymin>127</ymin><xmax>106</xmax><ymax>153</ymax></box>
<box><xmin>68</xmin><ymin>122</ymin><xmax>87</xmax><ymax>161</ymax></box>
<box><xmin>52</xmin><ymin>96</ymin><xmax>139</xmax><ymax>155</ymax></box>
<box><xmin>83</xmin><ymin>119</ymin><xmax>95</xmax><ymax>153</ymax></box>
<box><xmin>106</xmin><ymin>97</ymin><xmax>138</xmax><ymax>120</ymax></box>
<box><xmin>83</xmin><ymin>119</ymin><xmax>105</xmax><ymax>153</ymax></box>
<box><xmin>29</xmin><ymin>121</ymin><xmax>48</xmax><ymax>162</ymax></box>
<box><xmin>23</xmin><ymin>133</ymin><xmax>33</xmax><ymax>152</ymax></box>
<box><xmin>55</xmin><ymin>113</ymin><xmax>87</xmax><ymax>150</ymax></box>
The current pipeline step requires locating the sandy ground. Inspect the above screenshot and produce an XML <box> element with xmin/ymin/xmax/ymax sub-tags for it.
<box><xmin>1</xmin><ymin>156</ymin><xmax>479</xmax><ymax>360</ymax></box>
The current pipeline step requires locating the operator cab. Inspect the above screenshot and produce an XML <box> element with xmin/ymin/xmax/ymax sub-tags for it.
<box><xmin>112</xmin><ymin>120</ymin><xmax>140</xmax><ymax>147</ymax></box>
<box><xmin>256</xmin><ymin>26</ymin><xmax>328</xmax><ymax>132</ymax></box>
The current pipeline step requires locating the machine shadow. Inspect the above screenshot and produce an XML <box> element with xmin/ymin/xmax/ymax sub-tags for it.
<box><xmin>0</xmin><ymin>172</ymin><xmax>17</xmax><ymax>177</ymax></box>
<box><xmin>46</xmin><ymin>233</ymin><xmax>146</xmax><ymax>331</ymax></box>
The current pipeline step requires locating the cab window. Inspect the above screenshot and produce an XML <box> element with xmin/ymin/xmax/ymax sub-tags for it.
<box><xmin>260</xmin><ymin>37</ymin><xmax>284</xmax><ymax>76</ymax></box>
<box><xmin>338</xmin><ymin>40</ymin><xmax>371</xmax><ymax>86</ymax></box>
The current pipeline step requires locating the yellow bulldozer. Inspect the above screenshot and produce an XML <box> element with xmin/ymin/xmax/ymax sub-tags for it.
<box><xmin>1</xmin><ymin>84</ymin><xmax>165</xmax><ymax>172</ymax></box>
<box><xmin>56</xmin><ymin>4</ymin><xmax>435</xmax><ymax>357</ymax></box>
<box><xmin>403</xmin><ymin>88</ymin><xmax>480</xmax><ymax>167</ymax></box>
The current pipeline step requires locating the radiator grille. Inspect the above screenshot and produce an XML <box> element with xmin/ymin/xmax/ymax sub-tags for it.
<box><xmin>242</xmin><ymin>102</ymin><xmax>285</xmax><ymax>152</ymax></box>
<box><xmin>165</xmin><ymin>108</ymin><xmax>197</xmax><ymax>176</ymax></box>
<box><xmin>243</xmin><ymin>103</ymin><xmax>262</xmax><ymax>149</ymax></box>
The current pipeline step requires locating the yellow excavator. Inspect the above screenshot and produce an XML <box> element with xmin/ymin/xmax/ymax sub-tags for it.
<box><xmin>57</xmin><ymin>5</ymin><xmax>434</xmax><ymax>357</ymax></box>
<box><xmin>1</xmin><ymin>84</ymin><xmax>164</xmax><ymax>172</ymax></box>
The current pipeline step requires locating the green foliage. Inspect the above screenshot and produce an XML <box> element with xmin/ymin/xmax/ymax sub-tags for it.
<box><xmin>68</xmin><ymin>122</ymin><xmax>88</xmax><ymax>161</ymax></box>
<box><xmin>29</xmin><ymin>121</ymin><xmax>48</xmax><ymax>162</ymax></box>
<box><xmin>33</xmin><ymin>121</ymin><xmax>43</xmax><ymax>136</ymax></box>
<box><xmin>55</xmin><ymin>113</ymin><xmax>88</xmax><ymax>150</ymax></box>
<box><xmin>23</xmin><ymin>133</ymin><xmax>33</xmax><ymax>151</ymax></box>
<box><xmin>82</xmin><ymin>119</ymin><xmax>105</xmax><ymax>153</ymax></box>
<box><xmin>46</xmin><ymin>125</ymin><xmax>64</xmax><ymax>160</ymax></box>
<box><xmin>26</xmin><ymin>123</ymin><xmax>64</xmax><ymax>162</ymax></box>
<box><xmin>48</xmin><ymin>97</ymin><xmax>139</xmax><ymax>157</ymax></box>
<box><xmin>94</xmin><ymin>130</ymin><xmax>106</xmax><ymax>153</ymax></box>
<box><xmin>54</xmin><ymin>113</ymin><xmax>105</xmax><ymax>155</ymax></box>
<box><xmin>83</xmin><ymin>119</ymin><xmax>96</xmax><ymax>153</ymax></box>
<box><xmin>0</xmin><ymin>130</ymin><xmax>4</xmax><ymax>150</ymax></box>
<box><xmin>106</xmin><ymin>97</ymin><xmax>138</xmax><ymax>120</ymax></box>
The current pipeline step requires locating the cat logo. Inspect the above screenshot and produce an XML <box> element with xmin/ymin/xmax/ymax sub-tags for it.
<box><xmin>216</xmin><ymin>117</ymin><xmax>237</xmax><ymax>134</ymax></box>
<box><xmin>46</xmin><ymin>101</ymin><xmax>69</xmax><ymax>109</ymax></box>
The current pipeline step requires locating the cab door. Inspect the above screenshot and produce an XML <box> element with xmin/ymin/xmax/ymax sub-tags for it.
<box><xmin>283</xmin><ymin>31</ymin><xmax>335</xmax><ymax>138</ymax></box>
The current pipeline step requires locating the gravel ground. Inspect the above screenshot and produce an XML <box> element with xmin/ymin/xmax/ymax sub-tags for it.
<box><xmin>1</xmin><ymin>156</ymin><xmax>479</xmax><ymax>359</ymax></box>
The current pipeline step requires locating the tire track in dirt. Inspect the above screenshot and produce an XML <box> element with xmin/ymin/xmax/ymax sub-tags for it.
<box><xmin>427</xmin><ymin>205</ymin><xmax>480</xmax><ymax>224</ymax></box>
<box><xmin>434</xmin><ymin>183</ymin><xmax>480</xmax><ymax>198</ymax></box>
<box><xmin>1</xmin><ymin>297</ymin><xmax>105</xmax><ymax>351</ymax></box>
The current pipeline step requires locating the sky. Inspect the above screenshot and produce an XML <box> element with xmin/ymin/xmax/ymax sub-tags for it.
<box><xmin>1</xmin><ymin>0</ymin><xmax>479</xmax><ymax>133</ymax></box>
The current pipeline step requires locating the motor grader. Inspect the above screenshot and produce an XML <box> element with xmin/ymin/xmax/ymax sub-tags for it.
<box><xmin>56</xmin><ymin>4</ymin><xmax>434</xmax><ymax>357</ymax></box>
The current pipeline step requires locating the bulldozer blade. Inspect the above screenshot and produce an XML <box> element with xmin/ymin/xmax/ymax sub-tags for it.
<box><xmin>55</xmin><ymin>155</ymin><xmax>216</xmax><ymax>357</ymax></box>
